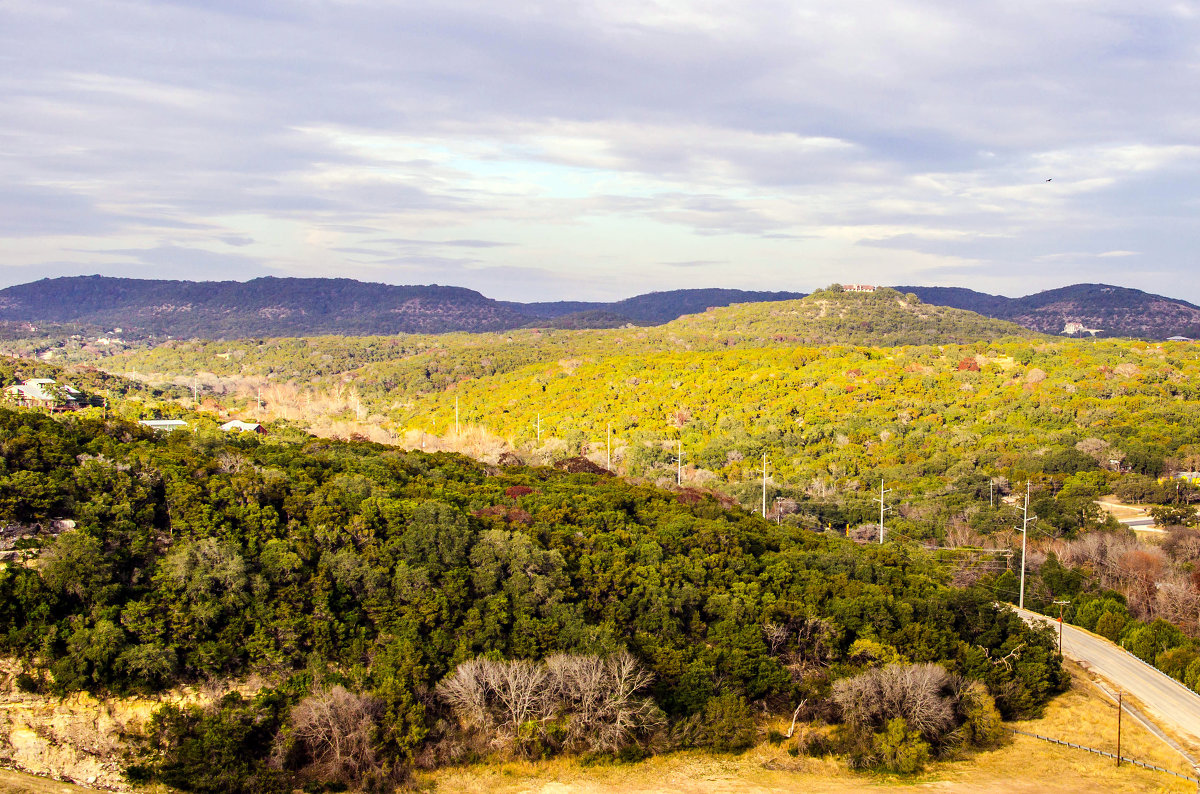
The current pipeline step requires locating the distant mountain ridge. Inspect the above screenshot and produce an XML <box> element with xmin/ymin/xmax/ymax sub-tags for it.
<box><xmin>0</xmin><ymin>276</ymin><xmax>804</xmax><ymax>339</ymax></box>
<box><xmin>894</xmin><ymin>283</ymin><xmax>1200</xmax><ymax>339</ymax></box>
<box><xmin>2</xmin><ymin>275</ymin><xmax>1196</xmax><ymax>341</ymax></box>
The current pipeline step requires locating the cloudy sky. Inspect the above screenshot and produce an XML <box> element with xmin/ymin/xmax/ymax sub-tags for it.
<box><xmin>2</xmin><ymin>1</ymin><xmax>1198</xmax><ymax>302</ymax></box>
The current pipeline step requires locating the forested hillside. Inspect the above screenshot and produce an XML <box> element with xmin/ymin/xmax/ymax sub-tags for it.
<box><xmin>0</xmin><ymin>406</ymin><xmax>1062</xmax><ymax>790</ymax></box>
<box><xmin>897</xmin><ymin>283</ymin><xmax>1200</xmax><ymax>339</ymax></box>
<box><xmin>0</xmin><ymin>277</ymin><xmax>806</xmax><ymax>339</ymax></box>
<box><xmin>80</xmin><ymin>289</ymin><xmax>1200</xmax><ymax>541</ymax></box>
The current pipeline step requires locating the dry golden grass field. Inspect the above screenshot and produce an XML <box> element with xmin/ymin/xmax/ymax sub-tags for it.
<box><xmin>418</xmin><ymin>661</ymin><xmax>1197</xmax><ymax>794</ymax></box>
<box><xmin>0</xmin><ymin>661</ymin><xmax>1192</xmax><ymax>793</ymax></box>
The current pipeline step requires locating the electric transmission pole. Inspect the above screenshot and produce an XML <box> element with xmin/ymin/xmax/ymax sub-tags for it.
<box><xmin>455</xmin><ymin>396</ymin><xmax>459</xmax><ymax>436</ymax></box>
<box><xmin>607</xmin><ymin>424</ymin><xmax>611</xmax><ymax>471</ymax></box>
<box><xmin>677</xmin><ymin>438</ymin><xmax>683</xmax><ymax>485</ymax></box>
<box><xmin>877</xmin><ymin>479</ymin><xmax>893</xmax><ymax>543</ymax></box>
<box><xmin>1053</xmin><ymin>600</ymin><xmax>1069</xmax><ymax>656</ymax></box>
<box><xmin>1019</xmin><ymin>485</ymin><xmax>1036</xmax><ymax>609</ymax></box>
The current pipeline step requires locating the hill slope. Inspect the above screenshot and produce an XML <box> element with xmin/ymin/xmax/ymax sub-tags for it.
<box><xmin>0</xmin><ymin>276</ymin><xmax>529</xmax><ymax>338</ymax></box>
<box><xmin>665</xmin><ymin>286</ymin><xmax>1034</xmax><ymax>346</ymax></box>
<box><xmin>0</xmin><ymin>277</ymin><xmax>807</xmax><ymax>339</ymax></box>
<box><xmin>896</xmin><ymin>284</ymin><xmax>1200</xmax><ymax>339</ymax></box>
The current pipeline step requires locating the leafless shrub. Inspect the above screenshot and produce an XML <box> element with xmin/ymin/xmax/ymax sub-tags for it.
<box><xmin>437</xmin><ymin>652</ymin><xmax>661</xmax><ymax>757</ymax></box>
<box><xmin>832</xmin><ymin>663</ymin><xmax>957</xmax><ymax>742</ymax></box>
<box><xmin>762</xmin><ymin>617</ymin><xmax>838</xmax><ymax>681</ymax></box>
<box><xmin>435</xmin><ymin>657</ymin><xmax>550</xmax><ymax>749</ymax></box>
<box><xmin>547</xmin><ymin>649</ymin><xmax>662</xmax><ymax>753</ymax></box>
<box><xmin>763</xmin><ymin>623</ymin><xmax>789</xmax><ymax>655</ymax></box>
<box><xmin>1155</xmin><ymin>573</ymin><xmax>1200</xmax><ymax>633</ymax></box>
<box><xmin>276</xmin><ymin>685</ymin><xmax>381</xmax><ymax>784</ymax></box>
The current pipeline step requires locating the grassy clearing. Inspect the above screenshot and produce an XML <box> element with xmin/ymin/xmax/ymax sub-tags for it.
<box><xmin>415</xmin><ymin>661</ymin><xmax>1195</xmax><ymax>793</ymax></box>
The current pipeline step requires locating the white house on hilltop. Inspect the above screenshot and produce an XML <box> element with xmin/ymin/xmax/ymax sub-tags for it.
<box><xmin>4</xmin><ymin>379</ymin><xmax>81</xmax><ymax>411</ymax></box>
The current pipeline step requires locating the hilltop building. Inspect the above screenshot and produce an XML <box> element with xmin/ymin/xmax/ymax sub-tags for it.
<box><xmin>841</xmin><ymin>284</ymin><xmax>877</xmax><ymax>293</ymax></box>
<box><xmin>220</xmin><ymin>420</ymin><xmax>267</xmax><ymax>434</ymax></box>
<box><xmin>4</xmin><ymin>379</ymin><xmax>81</xmax><ymax>411</ymax></box>
<box><xmin>139</xmin><ymin>419</ymin><xmax>189</xmax><ymax>432</ymax></box>
<box><xmin>1063</xmin><ymin>322</ymin><xmax>1103</xmax><ymax>337</ymax></box>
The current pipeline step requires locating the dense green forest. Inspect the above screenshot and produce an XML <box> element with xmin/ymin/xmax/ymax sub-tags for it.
<box><xmin>0</xmin><ymin>406</ymin><xmax>1063</xmax><ymax>790</ymax></box>
<box><xmin>8</xmin><ymin>289</ymin><xmax>1200</xmax><ymax>788</ymax></box>
<box><xmin>74</xmin><ymin>290</ymin><xmax>1200</xmax><ymax>542</ymax></box>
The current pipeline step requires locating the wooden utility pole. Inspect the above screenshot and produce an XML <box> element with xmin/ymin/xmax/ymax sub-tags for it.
<box><xmin>536</xmin><ymin>413</ymin><xmax>541</xmax><ymax>443</ymax></box>
<box><xmin>607</xmin><ymin>424</ymin><xmax>611</xmax><ymax>470</ymax></box>
<box><xmin>1054</xmin><ymin>600</ymin><xmax>1069</xmax><ymax>656</ymax></box>
<box><xmin>1116</xmin><ymin>690</ymin><xmax>1123</xmax><ymax>766</ymax></box>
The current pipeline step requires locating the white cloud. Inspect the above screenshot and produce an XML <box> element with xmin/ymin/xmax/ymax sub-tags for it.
<box><xmin>1</xmin><ymin>0</ymin><xmax>1199</xmax><ymax>301</ymax></box>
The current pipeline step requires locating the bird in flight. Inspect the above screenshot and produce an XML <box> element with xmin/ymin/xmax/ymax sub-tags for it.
<box><xmin>1045</xmin><ymin>178</ymin><xmax>1052</xmax><ymax>182</ymax></box>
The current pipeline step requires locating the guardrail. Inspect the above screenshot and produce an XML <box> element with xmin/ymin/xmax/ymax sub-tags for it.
<box><xmin>1010</xmin><ymin>728</ymin><xmax>1199</xmax><ymax>784</ymax></box>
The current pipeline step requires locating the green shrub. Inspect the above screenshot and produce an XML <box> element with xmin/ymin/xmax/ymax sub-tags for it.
<box><xmin>873</xmin><ymin>718</ymin><xmax>930</xmax><ymax>774</ymax></box>
<box><xmin>1094</xmin><ymin>611</ymin><xmax>1127</xmax><ymax>642</ymax></box>
<box><xmin>956</xmin><ymin>681</ymin><xmax>1005</xmax><ymax>749</ymax></box>
<box><xmin>695</xmin><ymin>694</ymin><xmax>756</xmax><ymax>752</ymax></box>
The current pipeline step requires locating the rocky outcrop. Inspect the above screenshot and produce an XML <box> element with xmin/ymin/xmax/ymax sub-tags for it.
<box><xmin>0</xmin><ymin>661</ymin><xmax>244</xmax><ymax>791</ymax></box>
<box><xmin>0</xmin><ymin>669</ymin><xmax>145</xmax><ymax>789</ymax></box>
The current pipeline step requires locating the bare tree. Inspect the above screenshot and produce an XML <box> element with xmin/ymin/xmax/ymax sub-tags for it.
<box><xmin>279</xmin><ymin>685</ymin><xmax>381</xmax><ymax>783</ymax></box>
<box><xmin>435</xmin><ymin>657</ymin><xmax>551</xmax><ymax>749</ymax></box>
<box><xmin>762</xmin><ymin>623</ymin><xmax>789</xmax><ymax>655</ymax></box>
<box><xmin>491</xmin><ymin>658</ymin><xmax>552</xmax><ymax>737</ymax></box>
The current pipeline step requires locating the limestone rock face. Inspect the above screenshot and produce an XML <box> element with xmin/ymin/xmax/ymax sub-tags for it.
<box><xmin>0</xmin><ymin>662</ymin><xmax>156</xmax><ymax>791</ymax></box>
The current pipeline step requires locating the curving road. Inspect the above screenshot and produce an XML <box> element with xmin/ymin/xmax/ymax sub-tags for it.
<box><xmin>1015</xmin><ymin>606</ymin><xmax>1200</xmax><ymax>749</ymax></box>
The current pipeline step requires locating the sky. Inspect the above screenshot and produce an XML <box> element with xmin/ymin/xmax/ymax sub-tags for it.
<box><xmin>2</xmin><ymin>1</ymin><xmax>1199</xmax><ymax>303</ymax></box>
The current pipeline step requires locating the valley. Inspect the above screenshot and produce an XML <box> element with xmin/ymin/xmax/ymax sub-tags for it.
<box><xmin>0</xmin><ymin>285</ymin><xmax>1198</xmax><ymax>792</ymax></box>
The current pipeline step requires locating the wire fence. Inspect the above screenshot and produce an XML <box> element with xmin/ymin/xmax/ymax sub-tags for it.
<box><xmin>1010</xmin><ymin>728</ymin><xmax>1199</xmax><ymax>784</ymax></box>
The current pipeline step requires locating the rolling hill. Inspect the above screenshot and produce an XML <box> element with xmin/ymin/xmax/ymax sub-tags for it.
<box><xmin>0</xmin><ymin>276</ymin><xmax>806</xmax><ymax>339</ymax></box>
<box><xmin>896</xmin><ymin>284</ymin><xmax>1200</xmax><ymax>339</ymax></box>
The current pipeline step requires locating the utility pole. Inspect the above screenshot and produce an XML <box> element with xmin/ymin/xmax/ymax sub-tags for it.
<box><xmin>1116</xmin><ymin>690</ymin><xmax>1123</xmax><ymax>766</ymax></box>
<box><xmin>607</xmin><ymin>424</ymin><xmax>611</xmax><ymax>471</ymax></box>
<box><xmin>256</xmin><ymin>388</ymin><xmax>262</xmax><ymax>411</ymax></box>
<box><xmin>536</xmin><ymin>413</ymin><xmax>541</xmax><ymax>443</ymax></box>
<box><xmin>878</xmin><ymin>479</ymin><xmax>893</xmax><ymax>544</ymax></box>
<box><xmin>192</xmin><ymin>378</ymin><xmax>198</xmax><ymax>404</ymax></box>
<box><xmin>989</xmin><ymin>478</ymin><xmax>994</xmax><ymax>509</ymax></box>
<box><xmin>1019</xmin><ymin>485</ymin><xmax>1036</xmax><ymax>609</ymax></box>
<box><xmin>762</xmin><ymin>453</ymin><xmax>768</xmax><ymax>518</ymax></box>
<box><xmin>1054</xmin><ymin>600</ymin><xmax>1070</xmax><ymax>656</ymax></box>
<box><xmin>455</xmin><ymin>396</ymin><xmax>459</xmax><ymax>436</ymax></box>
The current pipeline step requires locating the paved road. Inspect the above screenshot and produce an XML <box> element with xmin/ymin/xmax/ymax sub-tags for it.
<box><xmin>1121</xmin><ymin>517</ymin><xmax>1163</xmax><ymax>533</ymax></box>
<box><xmin>1016</xmin><ymin>606</ymin><xmax>1200</xmax><ymax>747</ymax></box>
